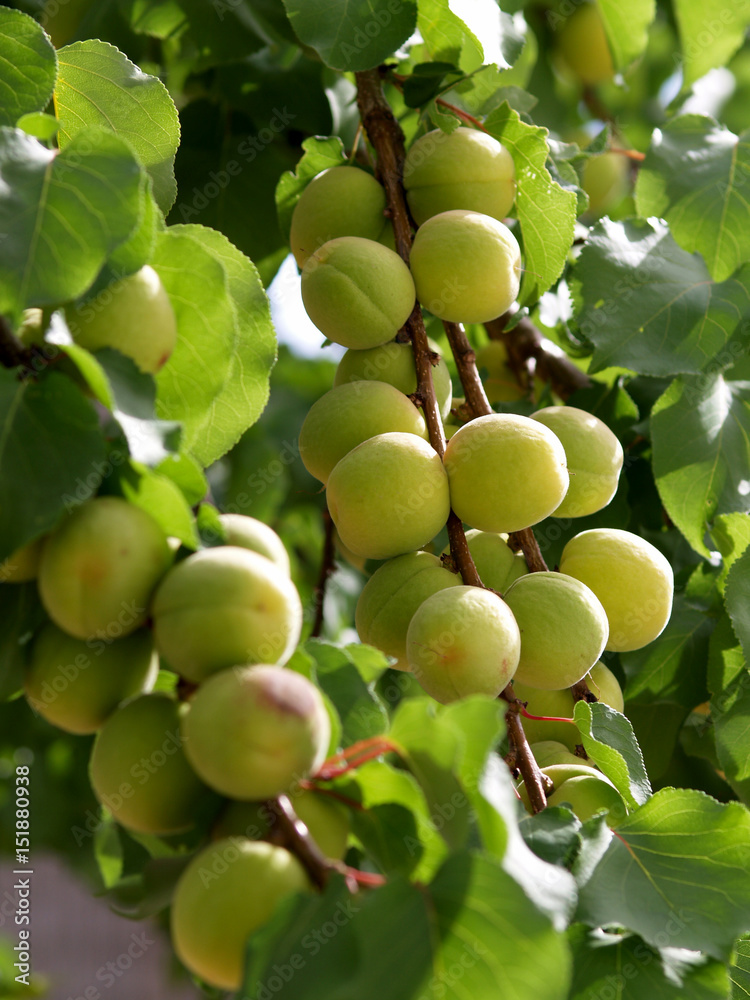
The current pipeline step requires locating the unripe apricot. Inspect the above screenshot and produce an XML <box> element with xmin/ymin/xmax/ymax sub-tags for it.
<box><xmin>218</xmin><ymin>514</ymin><xmax>290</xmax><ymax>576</ymax></box>
<box><xmin>403</xmin><ymin>127</ymin><xmax>516</xmax><ymax>225</ymax></box>
<box><xmin>583</xmin><ymin>151</ymin><xmax>630</xmax><ymax>216</ymax></box>
<box><xmin>152</xmin><ymin>547</ymin><xmax>302</xmax><ymax>683</ymax></box>
<box><xmin>213</xmin><ymin>790</ymin><xmax>350</xmax><ymax>860</ymax></box>
<box><xmin>355</xmin><ymin>551</ymin><xmax>460</xmax><ymax>670</ymax></box>
<box><xmin>443</xmin><ymin>413</ymin><xmax>569</xmax><ymax>533</ymax></box>
<box><xmin>476</xmin><ymin>340</ymin><xmax>525</xmax><ymax>403</ymax></box>
<box><xmin>24</xmin><ymin>624</ymin><xmax>157</xmax><ymax>735</ymax></box>
<box><xmin>0</xmin><ymin>537</ymin><xmax>43</xmax><ymax>582</ymax></box>
<box><xmin>410</xmin><ymin>210</ymin><xmax>521</xmax><ymax>323</ymax></box>
<box><xmin>171</xmin><ymin>839</ymin><xmax>311</xmax><ymax>991</ymax></box>
<box><xmin>301</xmin><ymin>237</ymin><xmax>416</xmax><ymax>349</ymax></box>
<box><xmin>406</xmin><ymin>585</ymin><xmax>520</xmax><ymax>703</ymax></box>
<box><xmin>555</xmin><ymin>2</ymin><xmax>614</xmax><ymax>85</ymax></box>
<box><xmin>299</xmin><ymin>381</ymin><xmax>427</xmax><ymax>484</ymax></box>
<box><xmin>89</xmin><ymin>693</ymin><xmax>213</xmax><ymax>834</ymax></box>
<box><xmin>326</xmin><ymin>432</ymin><xmax>450</xmax><ymax>560</ymax></box>
<box><xmin>65</xmin><ymin>265</ymin><xmax>177</xmax><ymax>373</ymax></box>
<box><xmin>503</xmin><ymin>572</ymin><xmax>609</xmax><ymax>689</ymax></box>
<box><xmin>181</xmin><ymin>665</ymin><xmax>330</xmax><ymax>800</ymax></box>
<box><xmin>38</xmin><ymin>497</ymin><xmax>172</xmax><ymax>641</ymax></box>
<box><xmin>443</xmin><ymin>530</ymin><xmax>527</xmax><ymax>592</ymax></box>
<box><xmin>585</xmin><ymin>660</ymin><xmax>625</xmax><ymax>712</ymax></box>
<box><xmin>531</xmin><ymin>406</ymin><xmax>623</xmax><ymax>518</ymax></box>
<box><xmin>334</xmin><ymin>340</ymin><xmax>453</xmax><ymax>421</ymax></box>
<box><xmin>559</xmin><ymin>529</ymin><xmax>674</xmax><ymax>652</ymax></box>
<box><xmin>547</xmin><ymin>774</ymin><xmax>627</xmax><ymax>825</ymax></box>
<box><xmin>290</xmin><ymin>166</ymin><xmax>387</xmax><ymax>268</ymax></box>
<box><xmin>529</xmin><ymin>741</ymin><xmax>583</xmax><ymax>768</ymax></box>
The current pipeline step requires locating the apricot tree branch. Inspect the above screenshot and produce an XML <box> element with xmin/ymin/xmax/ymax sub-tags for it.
<box><xmin>268</xmin><ymin>794</ymin><xmax>335</xmax><ymax>890</ymax></box>
<box><xmin>502</xmin><ymin>694</ymin><xmax>552</xmax><ymax>812</ymax></box>
<box><xmin>442</xmin><ymin>321</ymin><xmax>493</xmax><ymax>419</ymax></box>
<box><xmin>311</xmin><ymin>508</ymin><xmax>336</xmax><ymax>639</ymax></box>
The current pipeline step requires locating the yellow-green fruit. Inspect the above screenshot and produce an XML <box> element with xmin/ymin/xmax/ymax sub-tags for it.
<box><xmin>65</xmin><ymin>266</ymin><xmax>177</xmax><ymax>374</ymax></box>
<box><xmin>299</xmin><ymin>381</ymin><xmax>427</xmax><ymax>484</ymax></box>
<box><xmin>24</xmin><ymin>624</ymin><xmax>157</xmax><ymax>735</ymax></box>
<box><xmin>476</xmin><ymin>340</ymin><xmax>525</xmax><ymax>403</ymax></box>
<box><xmin>38</xmin><ymin>497</ymin><xmax>171</xmax><ymax>641</ymax></box>
<box><xmin>406</xmin><ymin>585</ymin><xmax>520</xmax><ymax>703</ymax></box>
<box><xmin>548</xmin><ymin>774</ymin><xmax>627</xmax><ymax>825</ymax></box>
<box><xmin>443</xmin><ymin>413</ymin><xmax>569</xmax><ymax>533</ymax></box>
<box><xmin>443</xmin><ymin>530</ymin><xmax>527</xmax><ymax>592</ymax></box>
<box><xmin>410</xmin><ymin>211</ymin><xmax>521</xmax><ymax>323</ymax></box>
<box><xmin>355</xmin><ymin>551</ymin><xmax>460</xmax><ymax>670</ymax></box>
<box><xmin>1</xmin><ymin>538</ymin><xmax>44</xmax><ymax>583</ymax></box>
<box><xmin>334</xmin><ymin>340</ymin><xmax>453</xmax><ymax>421</ymax></box>
<box><xmin>301</xmin><ymin>237</ymin><xmax>416</xmax><ymax>349</ymax></box>
<box><xmin>89</xmin><ymin>693</ymin><xmax>213</xmax><ymax>834</ymax></box>
<box><xmin>531</xmin><ymin>406</ymin><xmax>623</xmax><ymax>518</ymax></box>
<box><xmin>403</xmin><ymin>127</ymin><xmax>516</xmax><ymax>225</ymax></box>
<box><xmin>504</xmin><ymin>572</ymin><xmax>609</xmax><ymax>689</ymax></box>
<box><xmin>290</xmin><ymin>166</ymin><xmax>387</xmax><ymax>268</ymax></box>
<box><xmin>559</xmin><ymin>529</ymin><xmax>674</xmax><ymax>652</ymax></box>
<box><xmin>583</xmin><ymin>152</ymin><xmax>630</xmax><ymax>215</ymax></box>
<box><xmin>182</xmin><ymin>665</ymin><xmax>330</xmax><ymax>800</ymax></box>
<box><xmin>529</xmin><ymin>741</ymin><xmax>583</xmax><ymax>768</ymax></box>
<box><xmin>152</xmin><ymin>547</ymin><xmax>303</xmax><ymax>683</ymax></box>
<box><xmin>513</xmin><ymin>661</ymin><xmax>624</xmax><ymax>749</ymax></box>
<box><xmin>16</xmin><ymin>308</ymin><xmax>44</xmax><ymax>348</ymax></box>
<box><xmin>219</xmin><ymin>514</ymin><xmax>290</xmax><ymax>576</ymax></box>
<box><xmin>556</xmin><ymin>3</ymin><xmax>614</xmax><ymax>85</ymax></box>
<box><xmin>327</xmin><ymin>432</ymin><xmax>450</xmax><ymax>560</ymax></box>
<box><xmin>171</xmin><ymin>839</ymin><xmax>311</xmax><ymax>991</ymax></box>
<box><xmin>213</xmin><ymin>790</ymin><xmax>349</xmax><ymax>860</ymax></box>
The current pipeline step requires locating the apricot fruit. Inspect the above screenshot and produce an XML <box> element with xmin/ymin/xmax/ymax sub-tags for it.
<box><xmin>218</xmin><ymin>514</ymin><xmax>290</xmax><ymax>576</ymax></box>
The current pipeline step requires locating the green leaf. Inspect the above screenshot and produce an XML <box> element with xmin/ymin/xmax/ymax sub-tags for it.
<box><xmin>89</xmin><ymin>174</ymin><xmax>159</xmax><ymax>295</ymax></box>
<box><xmin>712</xmin><ymin>667</ymin><xmax>750</xmax><ymax>805</ymax></box>
<box><xmin>54</xmin><ymin>40</ymin><xmax>180</xmax><ymax>213</ymax></box>
<box><xmin>0</xmin><ymin>127</ymin><xmax>143</xmax><ymax>321</ymax></box>
<box><xmin>484</xmin><ymin>103</ymin><xmax>577</xmax><ymax>306</ymax></box>
<box><xmin>112</xmin><ymin>459</ymin><xmax>198</xmax><ymax>549</ymax></box>
<box><xmin>726</xmin><ymin>548</ymin><xmax>750</xmax><ymax>663</ymax></box>
<box><xmin>598</xmin><ymin>0</ymin><xmax>655</xmax><ymax>71</ymax></box>
<box><xmin>152</xmin><ymin>225</ymin><xmax>276</xmax><ymax>467</ymax></box>
<box><xmin>118</xmin><ymin>0</ymin><xmax>187</xmax><ymax>39</ymax></box>
<box><xmin>275</xmin><ymin>136</ymin><xmax>347</xmax><ymax>244</ymax></box>
<box><xmin>0</xmin><ymin>582</ymin><xmax>46</xmax><ymax>702</ymax></box>
<box><xmin>417</xmin><ymin>0</ymin><xmax>524</xmax><ymax>74</ymax></box>
<box><xmin>711</xmin><ymin>513</ymin><xmax>750</xmax><ymax>593</ymax></box>
<box><xmin>302</xmin><ymin>640</ymin><xmax>388</xmax><ymax>744</ymax></box>
<box><xmin>350</xmin><ymin>802</ymin><xmax>423</xmax><ymax>876</ymax></box>
<box><xmin>573</xmin><ymin>701</ymin><xmax>652</xmax><ymax>809</ymax></box>
<box><xmin>568</xmin><ymin>925</ymin><xmax>731</xmax><ymax>1000</ymax></box>
<box><xmin>673</xmin><ymin>0</ymin><xmax>750</xmax><ymax>86</ymax></box>
<box><xmin>16</xmin><ymin>111</ymin><xmax>59</xmax><ymax>141</ymax></box>
<box><xmin>731</xmin><ymin>936</ymin><xmax>750</xmax><ymax>998</ymax></box>
<box><xmin>170</xmin><ymin>0</ymin><xmax>268</xmax><ymax>68</ymax></box>
<box><xmin>652</xmin><ymin>373</ymin><xmax>750</xmax><ymax>556</ymax></box>
<box><xmin>154</xmin><ymin>452</ymin><xmax>207</xmax><ymax>508</ymax></box>
<box><xmin>0</xmin><ymin>7</ymin><xmax>57</xmax><ymax>128</ymax></box>
<box><xmin>0</xmin><ymin>369</ymin><xmax>106</xmax><ymax>562</ymax></box>
<box><xmin>519</xmin><ymin>807</ymin><xmax>583</xmax><ymax>868</ymax></box>
<box><xmin>282</xmin><ymin>0</ymin><xmax>417</xmax><ymax>73</ymax></box>
<box><xmin>572</xmin><ymin>218</ymin><xmax>750</xmax><ymax>376</ymax></box>
<box><xmin>636</xmin><ymin>116</ymin><xmax>750</xmax><ymax>283</ymax></box>
<box><xmin>93</xmin><ymin>816</ymin><xmax>123</xmax><ymax>889</ymax></box>
<box><xmin>621</xmin><ymin>593</ymin><xmax>714</xmax><ymax>706</ymax></box>
<box><xmin>576</xmin><ymin>788</ymin><xmax>750</xmax><ymax>960</ymax></box>
<box><xmin>708</xmin><ymin>613</ymin><xmax>745</xmax><ymax>694</ymax></box>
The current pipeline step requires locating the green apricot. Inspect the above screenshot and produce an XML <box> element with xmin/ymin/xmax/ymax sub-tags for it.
<box><xmin>1</xmin><ymin>537</ymin><xmax>44</xmax><ymax>583</ymax></box>
<box><xmin>24</xmin><ymin>624</ymin><xmax>157</xmax><ymax>735</ymax></box>
<box><xmin>531</xmin><ymin>406</ymin><xmax>624</xmax><ymax>518</ymax></box>
<box><xmin>326</xmin><ymin>432</ymin><xmax>450</xmax><ymax>560</ymax></box>
<box><xmin>583</xmin><ymin>151</ymin><xmax>630</xmax><ymax>216</ymax></box>
<box><xmin>443</xmin><ymin>413</ymin><xmax>569</xmax><ymax>533</ymax></box>
<box><xmin>152</xmin><ymin>547</ymin><xmax>303</xmax><ymax>683</ymax></box>
<box><xmin>213</xmin><ymin>790</ymin><xmax>350</xmax><ymax>860</ymax></box>
<box><xmin>181</xmin><ymin>665</ymin><xmax>331</xmax><ymax>800</ymax></box>
<box><xmin>299</xmin><ymin>381</ymin><xmax>427</xmax><ymax>484</ymax></box>
<box><xmin>503</xmin><ymin>572</ymin><xmax>609</xmax><ymax>689</ymax></box>
<box><xmin>410</xmin><ymin>210</ymin><xmax>521</xmax><ymax>324</ymax></box>
<box><xmin>38</xmin><ymin>497</ymin><xmax>172</xmax><ymax>641</ymax></box>
<box><xmin>555</xmin><ymin>2</ymin><xmax>614</xmax><ymax>85</ymax></box>
<box><xmin>334</xmin><ymin>339</ymin><xmax>453</xmax><ymax>421</ymax></box>
<box><xmin>218</xmin><ymin>513</ymin><xmax>290</xmax><ymax>576</ymax></box>
<box><xmin>403</xmin><ymin>127</ymin><xmax>516</xmax><ymax>226</ymax></box>
<box><xmin>301</xmin><ymin>237</ymin><xmax>416</xmax><ymax>349</ymax></box>
<box><xmin>547</xmin><ymin>774</ymin><xmax>627</xmax><ymax>825</ymax></box>
<box><xmin>355</xmin><ymin>551</ymin><xmax>461</xmax><ymax>670</ymax></box>
<box><xmin>585</xmin><ymin>660</ymin><xmax>624</xmax><ymax>713</ymax></box>
<box><xmin>559</xmin><ymin>529</ymin><xmax>674</xmax><ymax>652</ymax></box>
<box><xmin>529</xmin><ymin>741</ymin><xmax>584</xmax><ymax>768</ymax></box>
<box><xmin>171</xmin><ymin>838</ymin><xmax>311</xmax><ymax>991</ymax></box>
<box><xmin>65</xmin><ymin>265</ymin><xmax>177</xmax><ymax>374</ymax></box>
<box><xmin>290</xmin><ymin>166</ymin><xmax>387</xmax><ymax>268</ymax></box>
<box><xmin>406</xmin><ymin>585</ymin><xmax>521</xmax><ymax>703</ymax></box>
<box><xmin>89</xmin><ymin>693</ymin><xmax>213</xmax><ymax>834</ymax></box>
<box><xmin>442</xmin><ymin>529</ymin><xmax>527</xmax><ymax>592</ymax></box>
<box><xmin>476</xmin><ymin>340</ymin><xmax>525</xmax><ymax>403</ymax></box>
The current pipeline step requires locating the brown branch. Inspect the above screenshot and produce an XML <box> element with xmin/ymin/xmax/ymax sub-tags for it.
<box><xmin>442</xmin><ymin>321</ymin><xmax>492</xmax><ymax>418</ymax></box>
<box><xmin>507</xmin><ymin>529</ymin><xmax>548</xmax><ymax>573</ymax></box>
<box><xmin>570</xmin><ymin>677</ymin><xmax>596</xmax><ymax>703</ymax></box>
<box><xmin>502</xmin><ymin>692</ymin><xmax>552</xmax><ymax>812</ymax></box>
<box><xmin>311</xmin><ymin>508</ymin><xmax>336</xmax><ymax>639</ymax></box>
<box><xmin>267</xmin><ymin>794</ymin><xmax>335</xmax><ymax>890</ymax></box>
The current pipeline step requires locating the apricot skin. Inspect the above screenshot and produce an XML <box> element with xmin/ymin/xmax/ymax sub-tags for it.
<box><xmin>218</xmin><ymin>514</ymin><xmax>290</xmax><ymax>576</ymax></box>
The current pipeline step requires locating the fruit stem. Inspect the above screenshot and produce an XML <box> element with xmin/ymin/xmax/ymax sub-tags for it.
<box><xmin>570</xmin><ymin>676</ymin><xmax>596</xmax><ymax>703</ymax></box>
<box><xmin>311</xmin><ymin>508</ymin><xmax>336</xmax><ymax>638</ymax></box>
<box><xmin>518</xmin><ymin>707</ymin><xmax>576</xmax><ymax>724</ymax></box>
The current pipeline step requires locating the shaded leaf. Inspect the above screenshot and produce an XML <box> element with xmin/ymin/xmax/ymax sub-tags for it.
<box><xmin>673</xmin><ymin>0</ymin><xmax>750</xmax><ymax>85</ymax></box>
<box><xmin>0</xmin><ymin>582</ymin><xmax>46</xmax><ymax>702</ymax></box>
<box><xmin>303</xmin><ymin>640</ymin><xmax>388</xmax><ymax>744</ymax></box>
<box><xmin>574</xmin><ymin>701</ymin><xmax>652</xmax><ymax>809</ymax></box>
<box><xmin>726</xmin><ymin>547</ymin><xmax>750</xmax><ymax>663</ymax></box>
<box><xmin>0</xmin><ymin>6</ymin><xmax>57</xmax><ymax>127</ymax></box>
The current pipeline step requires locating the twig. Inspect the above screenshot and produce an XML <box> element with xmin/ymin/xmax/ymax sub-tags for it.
<box><xmin>267</xmin><ymin>794</ymin><xmax>335</xmax><ymax>890</ymax></box>
<box><xmin>502</xmin><ymin>693</ymin><xmax>552</xmax><ymax>812</ymax></box>
<box><xmin>570</xmin><ymin>677</ymin><xmax>596</xmax><ymax>703</ymax></box>
<box><xmin>311</xmin><ymin>508</ymin><xmax>336</xmax><ymax>639</ymax></box>
<box><xmin>442</xmin><ymin>321</ymin><xmax>492</xmax><ymax>419</ymax></box>
<box><xmin>507</xmin><ymin>529</ymin><xmax>548</xmax><ymax>573</ymax></box>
